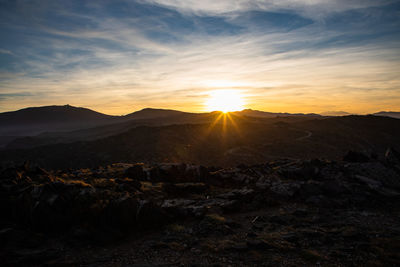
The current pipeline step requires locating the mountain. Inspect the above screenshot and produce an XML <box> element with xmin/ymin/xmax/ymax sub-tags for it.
<box><xmin>1</xmin><ymin>114</ymin><xmax>399</xmax><ymax>170</ymax></box>
<box><xmin>0</xmin><ymin>104</ymin><xmax>116</xmax><ymax>125</ymax></box>
<box><xmin>320</xmin><ymin>111</ymin><xmax>351</xmax><ymax>116</ymax></box>
<box><xmin>0</xmin><ymin>105</ymin><xmax>120</xmax><ymax>136</ymax></box>
<box><xmin>125</xmin><ymin>108</ymin><xmax>191</xmax><ymax>120</ymax></box>
<box><xmin>2</xmin><ymin>105</ymin><xmax>399</xmax><ymax>152</ymax></box>
<box><xmin>235</xmin><ymin>109</ymin><xmax>321</xmax><ymax>118</ymax></box>
<box><xmin>0</xmin><ymin>106</ymin><xmax>203</xmax><ymax>147</ymax></box>
<box><xmin>373</xmin><ymin>111</ymin><xmax>400</xmax><ymax>119</ymax></box>
<box><xmin>0</xmin><ymin>106</ymin><xmax>197</xmax><ymax>136</ymax></box>
<box><xmin>0</xmin><ymin>106</ymin><xmax>322</xmax><ymax>149</ymax></box>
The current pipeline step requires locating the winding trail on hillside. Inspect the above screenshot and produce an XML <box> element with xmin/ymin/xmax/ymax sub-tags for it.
<box><xmin>296</xmin><ymin>130</ymin><xmax>312</xmax><ymax>141</ymax></box>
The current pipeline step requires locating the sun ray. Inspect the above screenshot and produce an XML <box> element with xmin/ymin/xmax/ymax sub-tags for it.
<box><xmin>206</xmin><ymin>111</ymin><xmax>224</xmax><ymax>134</ymax></box>
<box><xmin>226</xmin><ymin>112</ymin><xmax>242</xmax><ymax>138</ymax></box>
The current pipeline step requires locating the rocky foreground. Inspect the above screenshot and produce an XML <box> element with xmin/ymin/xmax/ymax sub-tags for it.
<box><xmin>1</xmin><ymin>150</ymin><xmax>400</xmax><ymax>266</ymax></box>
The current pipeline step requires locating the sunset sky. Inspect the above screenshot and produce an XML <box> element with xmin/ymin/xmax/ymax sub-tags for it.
<box><xmin>0</xmin><ymin>0</ymin><xmax>399</xmax><ymax>115</ymax></box>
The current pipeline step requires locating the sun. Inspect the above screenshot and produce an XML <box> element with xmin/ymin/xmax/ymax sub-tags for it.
<box><xmin>205</xmin><ymin>90</ymin><xmax>245</xmax><ymax>113</ymax></box>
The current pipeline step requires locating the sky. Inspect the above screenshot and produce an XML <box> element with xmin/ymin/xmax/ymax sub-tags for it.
<box><xmin>0</xmin><ymin>0</ymin><xmax>399</xmax><ymax>115</ymax></box>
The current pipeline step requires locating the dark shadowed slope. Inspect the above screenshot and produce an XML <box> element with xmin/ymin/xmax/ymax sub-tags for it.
<box><xmin>1</xmin><ymin>111</ymin><xmax>234</xmax><ymax>150</ymax></box>
<box><xmin>0</xmin><ymin>106</ymin><xmax>206</xmax><ymax>147</ymax></box>
<box><xmin>1</xmin><ymin>115</ymin><xmax>399</xmax><ymax>170</ymax></box>
<box><xmin>0</xmin><ymin>105</ymin><xmax>120</xmax><ymax>136</ymax></box>
<box><xmin>0</xmin><ymin>106</ymin><xmax>196</xmax><ymax>136</ymax></box>
<box><xmin>0</xmin><ymin>105</ymin><xmax>115</xmax><ymax>125</ymax></box>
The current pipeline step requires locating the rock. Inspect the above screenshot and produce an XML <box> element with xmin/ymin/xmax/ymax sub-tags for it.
<box><xmin>281</xmin><ymin>233</ymin><xmax>299</xmax><ymax>243</ymax></box>
<box><xmin>247</xmin><ymin>239</ymin><xmax>273</xmax><ymax>249</ymax></box>
<box><xmin>184</xmin><ymin>165</ymin><xmax>209</xmax><ymax>182</ymax></box>
<box><xmin>0</xmin><ymin>228</ymin><xmax>26</xmax><ymax>246</ymax></box>
<box><xmin>305</xmin><ymin>195</ymin><xmax>332</xmax><ymax>207</ymax></box>
<box><xmin>205</xmin><ymin>169</ymin><xmax>245</xmax><ymax>187</ymax></box>
<box><xmin>229</xmin><ymin>242</ymin><xmax>248</xmax><ymax>251</ymax></box>
<box><xmin>343</xmin><ymin>151</ymin><xmax>370</xmax><ymax>163</ymax></box>
<box><xmin>161</xmin><ymin>199</ymin><xmax>208</xmax><ymax>218</ymax></box>
<box><xmin>125</xmin><ymin>164</ymin><xmax>147</xmax><ymax>180</ymax></box>
<box><xmin>298</xmin><ymin>181</ymin><xmax>323</xmax><ymax>198</ymax></box>
<box><xmin>270</xmin><ymin>181</ymin><xmax>301</xmax><ymax>197</ymax></box>
<box><xmin>195</xmin><ymin>214</ymin><xmax>233</xmax><ymax>236</ymax></box>
<box><xmin>28</xmin><ymin>180</ymin><xmax>98</xmax><ymax>232</ymax></box>
<box><xmin>115</xmin><ymin>178</ymin><xmax>142</xmax><ymax>191</ymax></box>
<box><xmin>354</xmin><ymin>175</ymin><xmax>382</xmax><ymax>190</ymax></box>
<box><xmin>153</xmin><ymin>163</ymin><xmax>187</xmax><ymax>182</ymax></box>
<box><xmin>321</xmin><ymin>180</ymin><xmax>348</xmax><ymax>196</ymax></box>
<box><xmin>163</xmin><ymin>182</ymin><xmax>209</xmax><ymax>196</ymax></box>
<box><xmin>277</xmin><ymin>160</ymin><xmax>322</xmax><ymax>180</ymax></box>
<box><xmin>11</xmin><ymin>248</ymin><xmax>61</xmax><ymax>265</ymax></box>
<box><xmin>217</xmin><ymin>188</ymin><xmax>255</xmax><ymax>201</ymax></box>
<box><xmin>136</xmin><ymin>200</ymin><xmax>169</xmax><ymax>228</ymax></box>
<box><xmin>385</xmin><ymin>147</ymin><xmax>400</xmax><ymax>165</ymax></box>
<box><xmin>149</xmin><ymin>163</ymin><xmax>209</xmax><ymax>183</ymax></box>
<box><xmin>348</xmin><ymin>161</ymin><xmax>400</xmax><ymax>190</ymax></box>
<box><xmin>106</xmin><ymin>194</ymin><xmax>138</xmax><ymax>230</ymax></box>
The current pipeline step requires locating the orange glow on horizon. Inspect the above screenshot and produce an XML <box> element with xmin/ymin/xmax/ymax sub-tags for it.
<box><xmin>205</xmin><ymin>90</ymin><xmax>246</xmax><ymax>113</ymax></box>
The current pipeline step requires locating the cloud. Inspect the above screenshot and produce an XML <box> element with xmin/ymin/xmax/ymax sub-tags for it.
<box><xmin>141</xmin><ymin>0</ymin><xmax>396</xmax><ymax>17</ymax></box>
<box><xmin>0</xmin><ymin>92</ymin><xmax>34</xmax><ymax>100</ymax></box>
<box><xmin>0</xmin><ymin>0</ymin><xmax>399</xmax><ymax>114</ymax></box>
<box><xmin>0</xmin><ymin>49</ymin><xmax>13</xmax><ymax>55</ymax></box>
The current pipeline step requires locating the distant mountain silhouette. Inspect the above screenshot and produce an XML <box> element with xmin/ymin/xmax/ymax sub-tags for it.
<box><xmin>235</xmin><ymin>109</ymin><xmax>321</xmax><ymax>118</ymax></box>
<box><xmin>0</xmin><ymin>104</ymin><xmax>116</xmax><ymax>125</ymax></box>
<box><xmin>0</xmin><ymin>106</ymin><xmax>195</xmax><ymax>138</ymax></box>
<box><xmin>0</xmin><ymin>105</ymin><xmax>120</xmax><ymax>136</ymax></box>
<box><xmin>125</xmin><ymin>108</ymin><xmax>190</xmax><ymax>120</ymax></box>
<box><xmin>373</xmin><ymin>111</ymin><xmax>400</xmax><ymax>119</ymax></box>
<box><xmin>320</xmin><ymin>111</ymin><xmax>352</xmax><ymax>116</ymax></box>
<box><xmin>0</xmin><ymin>105</ymin><xmax>323</xmax><ymax>137</ymax></box>
<box><xmin>2</xmin><ymin>105</ymin><xmax>398</xmax><ymax>150</ymax></box>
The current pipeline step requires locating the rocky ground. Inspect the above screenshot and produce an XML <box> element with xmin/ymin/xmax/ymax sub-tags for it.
<box><xmin>1</xmin><ymin>149</ymin><xmax>400</xmax><ymax>266</ymax></box>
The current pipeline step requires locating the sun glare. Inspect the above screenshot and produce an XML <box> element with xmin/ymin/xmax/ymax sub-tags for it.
<box><xmin>205</xmin><ymin>90</ymin><xmax>245</xmax><ymax>113</ymax></box>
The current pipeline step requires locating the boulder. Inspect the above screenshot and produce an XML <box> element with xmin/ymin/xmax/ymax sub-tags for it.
<box><xmin>163</xmin><ymin>182</ymin><xmax>209</xmax><ymax>196</ymax></box>
<box><xmin>270</xmin><ymin>181</ymin><xmax>301</xmax><ymax>197</ymax></box>
<box><xmin>217</xmin><ymin>188</ymin><xmax>255</xmax><ymax>201</ymax></box>
<box><xmin>385</xmin><ymin>147</ymin><xmax>400</xmax><ymax>165</ymax></box>
<box><xmin>161</xmin><ymin>199</ymin><xmax>205</xmax><ymax>218</ymax></box>
<box><xmin>136</xmin><ymin>200</ymin><xmax>169</xmax><ymax>228</ymax></box>
<box><xmin>149</xmin><ymin>163</ymin><xmax>208</xmax><ymax>183</ymax></box>
<box><xmin>343</xmin><ymin>151</ymin><xmax>370</xmax><ymax>163</ymax></box>
<box><xmin>124</xmin><ymin>164</ymin><xmax>147</xmax><ymax>180</ymax></box>
<box><xmin>106</xmin><ymin>193</ymin><xmax>138</xmax><ymax>231</ymax></box>
<box><xmin>354</xmin><ymin>175</ymin><xmax>382</xmax><ymax>190</ymax></box>
<box><xmin>115</xmin><ymin>178</ymin><xmax>142</xmax><ymax>192</ymax></box>
<box><xmin>298</xmin><ymin>181</ymin><xmax>323</xmax><ymax>198</ymax></box>
<box><xmin>321</xmin><ymin>180</ymin><xmax>348</xmax><ymax>196</ymax></box>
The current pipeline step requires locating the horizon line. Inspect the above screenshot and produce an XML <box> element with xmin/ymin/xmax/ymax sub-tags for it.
<box><xmin>1</xmin><ymin>104</ymin><xmax>399</xmax><ymax>117</ymax></box>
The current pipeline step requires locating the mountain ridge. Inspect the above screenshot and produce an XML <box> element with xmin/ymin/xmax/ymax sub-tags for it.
<box><xmin>2</xmin><ymin>104</ymin><xmax>400</xmax><ymax>119</ymax></box>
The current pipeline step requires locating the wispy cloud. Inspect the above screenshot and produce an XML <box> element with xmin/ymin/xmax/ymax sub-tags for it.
<box><xmin>0</xmin><ymin>0</ymin><xmax>399</xmax><ymax>114</ymax></box>
<box><xmin>141</xmin><ymin>0</ymin><xmax>396</xmax><ymax>18</ymax></box>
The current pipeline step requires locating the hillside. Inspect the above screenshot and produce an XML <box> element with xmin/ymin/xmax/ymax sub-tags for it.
<box><xmin>0</xmin><ymin>106</ymin><xmax>206</xmax><ymax>147</ymax></box>
<box><xmin>0</xmin><ymin>105</ymin><xmax>119</xmax><ymax>136</ymax></box>
<box><xmin>1</xmin><ymin>115</ymin><xmax>399</xmax><ymax>170</ymax></box>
